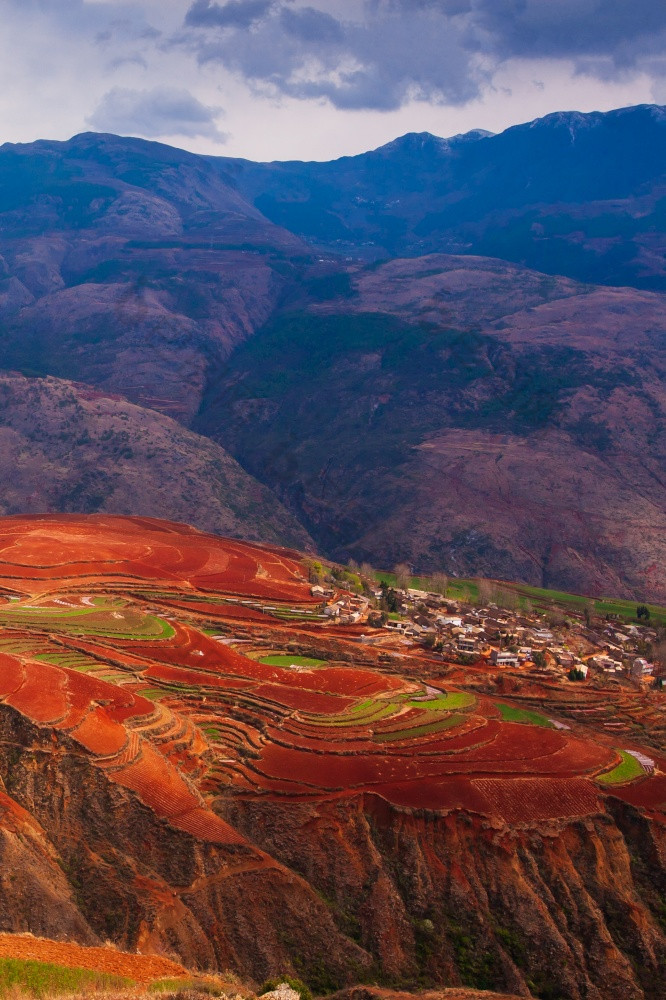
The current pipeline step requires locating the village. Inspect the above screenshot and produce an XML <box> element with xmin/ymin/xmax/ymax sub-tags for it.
<box><xmin>313</xmin><ymin>576</ymin><xmax>665</xmax><ymax>690</ymax></box>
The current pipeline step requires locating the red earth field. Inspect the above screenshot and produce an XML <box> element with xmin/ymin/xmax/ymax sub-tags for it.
<box><xmin>0</xmin><ymin>514</ymin><xmax>662</xmax><ymax>825</ymax></box>
<box><xmin>0</xmin><ymin>514</ymin><xmax>665</xmax><ymax>998</ymax></box>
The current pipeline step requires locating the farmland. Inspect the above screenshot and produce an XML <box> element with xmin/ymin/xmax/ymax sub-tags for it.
<box><xmin>0</xmin><ymin>514</ymin><xmax>659</xmax><ymax>820</ymax></box>
<box><xmin>0</xmin><ymin>514</ymin><xmax>664</xmax><ymax>997</ymax></box>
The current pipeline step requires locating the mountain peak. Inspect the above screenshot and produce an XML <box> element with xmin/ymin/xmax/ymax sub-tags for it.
<box><xmin>373</xmin><ymin>128</ymin><xmax>493</xmax><ymax>157</ymax></box>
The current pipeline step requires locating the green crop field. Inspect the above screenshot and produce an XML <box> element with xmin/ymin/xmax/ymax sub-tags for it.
<box><xmin>408</xmin><ymin>692</ymin><xmax>475</xmax><ymax>711</ymax></box>
<box><xmin>597</xmin><ymin>750</ymin><xmax>645</xmax><ymax>786</ymax></box>
<box><xmin>495</xmin><ymin>703</ymin><xmax>554</xmax><ymax>728</ymax></box>
<box><xmin>0</xmin><ymin>957</ymin><xmax>130</xmax><ymax>996</ymax></box>
<box><xmin>374</xmin><ymin>714</ymin><xmax>465</xmax><ymax>742</ymax></box>
<box><xmin>0</xmin><ymin>601</ymin><xmax>175</xmax><ymax>640</ymax></box>
<box><xmin>313</xmin><ymin>700</ymin><xmax>400</xmax><ymax>727</ymax></box>
<box><xmin>258</xmin><ymin>654</ymin><xmax>327</xmax><ymax>667</ymax></box>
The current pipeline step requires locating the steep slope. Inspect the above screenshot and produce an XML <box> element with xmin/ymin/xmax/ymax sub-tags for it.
<box><xmin>219</xmin><ymin>104</ymin><xmax>666</xmax><ymax>289</ymax></box>
<box><xmin>197</xmin><ymin>254</ymin><xmax>666</xmax><ymax>601</ymax></box>
<box><xmin>0</xmin><ymin>132</ymin><xmax>309</xmax><ymax>420</ymax></box>
<box><xmin>0</xmin><ymin>372</ymin><xmax>312</xmax><ymax>550</ymax></box>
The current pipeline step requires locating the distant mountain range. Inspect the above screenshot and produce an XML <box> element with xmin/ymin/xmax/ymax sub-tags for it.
<box><xmin>219</xmin><ymin>103</ymin><xmax>666</xmax><ymax>290</ymax></box>
<box><xmin>0</xmin><ymin>104</ymin><xmax>665</xmax><ymax>600</ymax></box>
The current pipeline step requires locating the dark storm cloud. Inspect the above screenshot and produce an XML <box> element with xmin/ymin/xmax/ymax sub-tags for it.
<box><xmin>181</xmin><ymin>0</ymin><xmax>666</xmax><ymax>111</ymax></box>
<box><xmin>280</xmin><ymin>7</ymin><xmax>345</xmax><ymax>45</ymax></box>
<box><xmin>188</xmin><ymin>2</ymin><xmax>483</xmax><ymax>110</ymax></box>
<box><xmin>88</xmin><ymin>86</ymin><xmax>227</xmax><ymax>141</ymax></box>
<box><xmin>185</xmin><ymin>0</ymin><xmax>275</xmax><ymax>29</ymax></box>
<box><xmin>391</xmin><ymin>0</ymin><xmax>666</xmax><ymax>69</ymax></box>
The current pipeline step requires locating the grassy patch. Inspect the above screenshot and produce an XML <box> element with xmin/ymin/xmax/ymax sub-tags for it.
<box><xmin>374</xmin><ymin>713</ymin><xmax>465</xmax><ymax>742</ymax></box>
<box><xmin>408</xmin><ymin>692</ymin><xmax>475</xmax><ymax>710</ymax></box>
<box><xmin>258</xmin><ymin>654</ymin><xmax>327</xmax><ymax>667</ymax></box>
<box><xmin>597</xmin><ymin>750</ymin><xmax>645</xmax><ymax>786</ymax></box>
<box><xmin>375</xmin><ymin>571</ymin><xmax>479</xmax><ymax>602</ymax></box>
<box><xmin>495</xmin><ymin>703</ymin><xmax>554</xmax><ymax>728</ymax></box>
<box><xmin>0</xmin><ymin>957</ymin><xmax>131</xmax><ymax>996</ymax></box>
<box><xmin>136</xmin><ymin>688</ymin><xmax>168</xmax><ymax>700</ymax></box>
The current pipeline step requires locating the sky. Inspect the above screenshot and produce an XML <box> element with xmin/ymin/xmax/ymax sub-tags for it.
<box><xmin>1</xmin><ymin>0</ymin><xmax>665</xmax><ymax>161</ymax></box>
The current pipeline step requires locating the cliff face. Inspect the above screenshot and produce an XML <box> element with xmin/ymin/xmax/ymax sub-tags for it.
<box><xmin>5</xmin><ymin>710</ymin><xmax>665</xmax><ymax>999</ymax></box>
<box><xmin>217</xmin><ymin>793</ymin><xmax>666</xmax><ymax>999</ymax></box>
<box><xmin>0</xmin><ymin>705</ymin><xmax>370</xmax><ymax>986</ymax></box>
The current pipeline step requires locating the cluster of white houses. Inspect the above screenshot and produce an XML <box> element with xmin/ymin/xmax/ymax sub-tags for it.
<box><xmin>354</xmin><ymin>585</ymin><xmax>660</xmax><ymax>683</ymax></box>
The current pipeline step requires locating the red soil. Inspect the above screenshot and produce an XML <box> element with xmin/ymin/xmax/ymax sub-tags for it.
<box><xmin>5</xmin><ymin>660</ymin><xmax>68</xmax><ymax>725</ymax></box>
<box><xmin>472</xmin><ymin>777</ymin><xmax>601</xmax><ymax>823</ymax></box>
<box><xmin>0</xmin><ymin>515</ymin><xmax>314</xmax><ymax>602</ymax></box>
<box><xmin>111</xmin><ymin>743</ymin><xmax>244</xmax><ymax>845</ymax></box>
<box><xmin>0</xmin><ymin>932</ymin><xmax>187</xmax><ymax>983</ymax></box>
<box><xmin>253</xmin><ymin>683</ymin><xmax>355</xmax><ymax>714</ymax></box>
<box><xmin>0</xmin><ymin>513</ymin><xmax>660</xmax><ymax>839</ymax></box>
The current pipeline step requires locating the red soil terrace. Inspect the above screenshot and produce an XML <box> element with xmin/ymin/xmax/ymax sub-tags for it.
<box><xmin>0</xmin><ymin>514</ymin><xmax>662</xmax><ymax>832</ymax></box>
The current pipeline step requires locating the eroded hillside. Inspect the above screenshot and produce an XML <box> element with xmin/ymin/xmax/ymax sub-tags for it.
<box><xmin>199</xmin><ymin>255</ymin><xmax>666</xmax><ymax>601</ymax></box>
<box><xmin>0</xmin><ymin>373</ymin><xmax>311</xmax><ymax>549</ymax></box>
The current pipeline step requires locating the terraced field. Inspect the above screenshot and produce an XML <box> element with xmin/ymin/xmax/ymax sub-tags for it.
<box><xmin>0</xmin><ymin>515</ymin><xmax>665</xmax><ymax>997</ymax></box>
<box><xmin>0</xmin><ymin>514</ymin><xmax>661</xmax><ymax>829</ymax></box>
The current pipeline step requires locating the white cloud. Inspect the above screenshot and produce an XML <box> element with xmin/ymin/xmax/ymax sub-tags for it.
<box><xmin>88</xmin><ymin>85</ymin><xmax>227</xmax><ymax>141</ymax></box>
<box><xmin>0</xmin><ymin>0</ymin><xmax>661</xmax><ymax>159</ymax></box>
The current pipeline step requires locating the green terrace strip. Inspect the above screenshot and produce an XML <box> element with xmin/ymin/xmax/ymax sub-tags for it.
<box><xmin>597</xmin><ymin>750</ymin><xmax>646</xmax><ymax>786</ymax></box>
<box><xmin>258</xmin><ymin>654</ymin><xmax>327</xmax><ymax>667</ymax></box>
<box><xmin>0</xmin><ymin>604</ymin><xmax>175</xmax><ymax>640</ymax></box>
<box><xmin>137</xmin><ymin>688</ymin><xmax>169</xmax><ymax>700</ymax></box>
<box><xmin>408</xmin><ymin>692</ymin><xmax>476</xmax><ymax>711</ymax></box>
<box><xmin>0</xmin><ymin>957</ymin><xmax>131</xmax><ymax>996</ymax></box>
<box><xmin>351</xmin><ymin>698</ymin><xmax>376</xmax><ymax>713</ymax></box>
<box><xmin>307</xmin><ymin>700</ymin><xmax>401</xmax><ymax>727</ymax></box>
<box><xmin>495</xmin><ymin>703</ymin><xmax>555</xmax><ymax>728</ymax></box>
<box><xmin>374</xmin><ymin>714</ymin><xmax>466</xmax><ymax>742</ymax></box>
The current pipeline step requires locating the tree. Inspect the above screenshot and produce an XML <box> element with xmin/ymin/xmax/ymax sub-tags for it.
<box><xmin>359</xmin><ymin>562</ymin><xmax>375</xmax><ymax>582</ymax></box>
<box><xmin>305</xmin><ymin>559</ymin><xmax>324</xmax><ymax>585</ymax></box>
<box><xmin>430</xmin><ymin>572</ymin><xmax>448</xmax><ymax>596</ymax></box>
<box><xmin>477</xmin><ymin>579</ymin><xmax>494</xmax><ymax>605</ymax></box>
<box><xmin>494</xmin><ymin>587</ymin><xmax>518</xmax><ymax>611</ymax></box>
<box><xmin>394</xmin><ymin>563</ymin><xmax>411</xmax><ymax>591</ymax></box>
<box><xmin>532</xmin><ymin>651</ymin><xmax>547</xmax><ymax>668</ymax></box>
<box><xmin>379</xmin><ymin>582</ymin><xmax>399</xmax><ymax>613</ymax></box>
<box><xmin>637</xmin><ymin>604</ymin><xmax>651</xmax><ymax>622</ymax></box>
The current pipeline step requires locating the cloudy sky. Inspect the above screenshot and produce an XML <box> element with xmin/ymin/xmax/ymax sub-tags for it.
<box><xmin>1</xmin><ymin>0</ymin><xmax>665</xmax><ymax>160</ymax></box>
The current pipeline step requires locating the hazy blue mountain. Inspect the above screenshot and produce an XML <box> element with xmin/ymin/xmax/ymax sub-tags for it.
<box><xmin>215</xmin><ymin>104</ymin><xmax>666</xmax><ymax>289</ymax></box>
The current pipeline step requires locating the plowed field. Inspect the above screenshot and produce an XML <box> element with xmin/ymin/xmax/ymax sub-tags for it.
<box><xmin>0</xmin><ymin>513</ymin><xmax>662</xmax><ymax>840</ymax></box>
